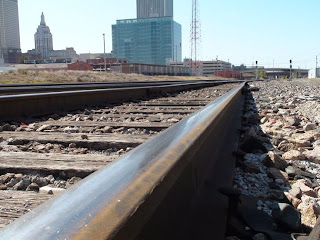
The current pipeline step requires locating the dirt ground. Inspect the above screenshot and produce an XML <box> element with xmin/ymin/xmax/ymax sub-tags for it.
<box><xmin>0</xmin><ymin>70</ymin><xmax>229</xmax><ymax>84</ymax></box>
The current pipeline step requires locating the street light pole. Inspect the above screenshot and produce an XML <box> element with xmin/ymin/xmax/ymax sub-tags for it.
<box><xmin>103</xmin><ymin>33</ymin><xmax>107</xmax><ymax>72</ymax></box>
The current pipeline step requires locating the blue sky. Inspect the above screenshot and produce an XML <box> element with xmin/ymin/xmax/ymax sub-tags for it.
<box><xmin>19</xmin><ymin>0</ymin><xmax>319</xmax><ymax>69</ymax></box>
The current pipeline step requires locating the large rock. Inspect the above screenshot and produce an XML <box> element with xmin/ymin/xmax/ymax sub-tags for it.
<box><xmin>260</xmin><ymin>117</ymin><xmax>268</xmax><ymax>124</ymax></box>
<box><xmin>6</xmin><ymin>178</ymin><xmax>20</xmax><ymax>188</ymax></box>
<box><xmin>295</xmin><ymin>179</ymin><xmax>313</xmax><ymax>188</ymax></box>
<box><xmin>31</xmin><ymin>176</ymin><xmax>49</xmax><ymax>187</ymax></box>
<box><xmin>284</xmin><ymin>116</ymin><xmax>301</xmax><ymax>126</ymax></box>
<box><xmin>261</xmin><ymin>151</ymin><xmax>288</xmax><ymax>170</ymax></box>
<box><xmin>272</xmin><ymin>202</ymin><xmax>301</xmax><ymax>231</ymax></box>
<box><xmin>244</xmin><ymin>161</ymin><xmax>261</xmax><ymax>173</ymax></box>
<box><xmin>267</xmin><ymin>168</ymin><xmax>289</xmax><ymax>182</ymax></box>
<box><xmin>305</xmin><ymin>147</ymin><xmax>320</xmax><ymax>163</ymax></box>
<box><xmin>0</xmin><ymin>173</ymin><xmax>15</xmax><ymax>184</ymax></box>
<box><xmin>286</xmin><ymin>165</ymin><xmax>316</xmax><ymax>180</ymax></box>
<box><xmin>1</xmin><ymin>123</ymin><xmax>16</xmax><ymax>131</ymax></box>
<box><xmin>289</xmin><ymin>139</ymin><xmax>311</xmax><ymax>148</ymax></box>
<box><xmin>292</xmin><ymin>131</ymin><xmax>320</xmax><ymax>142</ymax></box>
<box><xmin>297</xmin><ymin>202</ymin><xmax>318</xmax><ymax>228</ymax></box>
<box><xmin>289</xmin><ymin>187</ymin><xmax>302</xmax><ymax>199</ymax></box>
<box><xmin>45</xmin><ymin>175</ymin><xmax>55</xmax><ymax>184</ymax></box>
<box><xmin>315</xmin><ymin>187</ymin><xmax>320</xmax><ymax>198</ymax></box>
<box><xmin>36</xmin><ymin>125</ymin><xmax>52</xmax><ymax>132</ymax></box>
<box><xmin>277</xmin><ymin>141</ymin><xmax>295</xmax><ymax>152</ymax></box>
<box><xmin>304</xmin><ymin>123</ymin><xmax>317</xmax><ymax>131</ymax></box>
<box><xmin>26</xmin><ymin>183</ymin><xmax>40</xmax><ymax>192</ymax></box>
<box><xmin>301</xmin><ymin>195</ymin><xmax>320</xmax><ymax>206</ymax></box>
<box><xmin>13</xmin><ymin>179</ymin><xmax>31</xmax><ymax>191</ymax></box>
<box><xmin>292</xmin><ymin>180</ymin><xmax>317</xmax><ymax>198</ymax></box>
<box><xmin>285</xmin><ymin>166</ymin><xmax>297</xmax><ymax>178</ymax></box>
<box><xmin>314</xmin><ymin>140</ymin><xmax>320</xmax><ymax>147</ymax></box>
<box><xmin>282</xmin><ymin>150</ymin><xmax>306</xmax><ymax>161</ymax></box>
<box><xmin>284</xmin><ymin>192</ymin><xmax>302</xmax><ymax>208</ymax></box>
<box><xmin>240</xmin><ymin>136</ymin><xmax>267</xmax><ymax>153</ymax></box>
<box><xmin>63</xmin><ymin>126</ymin><xmax>79</xmax><ymax>133</ymax></box>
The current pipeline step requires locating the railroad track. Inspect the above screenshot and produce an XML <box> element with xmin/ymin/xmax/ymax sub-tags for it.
<box><xmin>0</xmin><ymin>80</ymin><xmax>241</xmax><ymax>95</ymax></box>
<box><xmin>0</xmin><ymin>80</ymin><xmax>236</xmax><ymax>121</ymax></box>
<box><xmin>0</xmin><ymin>81</ymin><xmax>243</xmax><ymax>236</ymax></box>
<box><xmin>0</xmin><ymin>81</ymin><xmax>188</xmax><ymax>95</ymax></box>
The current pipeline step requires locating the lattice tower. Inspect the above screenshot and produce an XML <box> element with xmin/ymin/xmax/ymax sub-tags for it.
<box><xmin>190</xmin><ymin>0</ymin><xmax>202</xmax><ymax>76</ymax></box>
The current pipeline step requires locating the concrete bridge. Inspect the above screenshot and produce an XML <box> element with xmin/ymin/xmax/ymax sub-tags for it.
<box><xmin>240</xmin><ymin>68</ymin><xmax>308</xmax><ymax>79</ymax></box>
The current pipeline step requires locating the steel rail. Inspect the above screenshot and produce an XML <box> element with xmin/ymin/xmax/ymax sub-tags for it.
<box><xmin>0</xmin><ymin>80</ymin><xmax>243</xmax><ymax>94</ymax></box>
<box><xmin>0</xmin><ymin>80</ymin><xmax>187</xmax><ymax>87</ymax></box>
<box><xmin>0</xmin><ymin>81</ymin><xmax>190</xmax><ymax>95</ymax></box>
<box><xmin>0</xmin><ymin>82</ymin><xmax>246</xmax><ymax>240</ymax></box>
<box><xmin>0</xmin><ymin>79</ymin><xmax>234</xmax><ymax>88</ymax></box>
<box><xmin>0</xmin><ymin>81</ymin><xmax>241</xmax><ymax>121</ymax></box>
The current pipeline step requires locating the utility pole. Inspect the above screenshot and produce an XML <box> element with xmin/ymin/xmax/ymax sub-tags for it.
<box><xmin>175</xmin><ymin>45</ymin><xmax>178</xmax><ymax>76</ymax></box>
<box><xmin>103</xmin><ymin>33</ymin><xmax>107</xmax><ymax>72</ymax></box>
<box><xmin>256</xmin><ymin>61</ymin><xmax>258</xmax><ymax>79</ymax></box>
<box><xmin>290</xmin><ymin>59</ymin><xmax>292</xmax><ymax>80</ymax></box>
<box><xmin>273</xmin><ymin>59</ymin><xmax>274</xmax><ymax>79</ymax></box>
<box><xmin>316</xmin><ymin>55</ymin><xmax>318</xmax><ymax>78</ymax></box>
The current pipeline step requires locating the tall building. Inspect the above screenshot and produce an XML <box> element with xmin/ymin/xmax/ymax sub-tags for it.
<box><xmin>112</xmin><ymin>0</ymin><xmax>181</xmax><ymax>65</ymax></box>
<box><xmin>137</xmin><ymin>0</ymin><xmax>173</xmax><ymax>18</ymax></box>
<box><xmin>112</xmin><ymin>17</ymin><xmax>181</xmax><ymax>65</ymax></box>
<box><xmin>35</xmin><ymin>12</ymin><xmax>53</xmax><ymax>59</ymax></box>
<box><xmin>0</xmin><ymin>0</ymin><xmax>21</xmax><ymax>62</ymax></box>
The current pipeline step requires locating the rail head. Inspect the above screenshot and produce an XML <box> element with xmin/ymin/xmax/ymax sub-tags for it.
<box><xmin>0</xmin><ymin>82</ymin><xmax>246</xmax><ymax>240</ymax></box>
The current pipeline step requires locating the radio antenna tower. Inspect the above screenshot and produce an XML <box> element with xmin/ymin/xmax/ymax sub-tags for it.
<box><xmin>190</xmin><ymin>0</ymin><xmax>202</xmax><ymax>76</ymax></box>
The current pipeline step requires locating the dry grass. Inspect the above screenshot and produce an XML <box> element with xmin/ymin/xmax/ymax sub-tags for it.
<box><xmin>0</xmin><ymin>70</ymin><xmax>229</xmax><ymax>84</ymax></box>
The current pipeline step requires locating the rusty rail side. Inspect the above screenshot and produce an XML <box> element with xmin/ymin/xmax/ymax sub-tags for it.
<box><xmin>0</xmin><ymin>82</ymin><xmax>246</xmax><ymax>240</ymax></box>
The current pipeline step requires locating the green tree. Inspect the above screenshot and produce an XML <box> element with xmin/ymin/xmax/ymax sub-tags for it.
<box><xmin>258</xmin><ymin>71</ymin><xmax>263</xmax><ymax>79</ymax></box>
<box><xmin>18</xmin><ymin>56</ymin><xmax>28</xmax><ymax>64</ymax></box>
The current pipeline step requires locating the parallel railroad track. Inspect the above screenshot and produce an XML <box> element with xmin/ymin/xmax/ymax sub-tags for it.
<box><xmin>0</xmin><ymin>80</ymin><xmax>241</xmax><ymax>95</ymax></box>
<box><xmin>0</xmin><ymin>81</ymin><xmax>189</xmax><ymax>95</ymax></box>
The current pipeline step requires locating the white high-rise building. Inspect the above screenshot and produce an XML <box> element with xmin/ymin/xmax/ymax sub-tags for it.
<box><xmin>137</xmin><ymin>0</ymin><xmax>173</xmax><ymax>18</ymax></box>
<box><xmin>0</xmin><ymin>0</ymin><xmax>21</xmax><ymax>60</ymax></box>
<box><xmin>35</xmin><ymin>12</ymin><xmax>53</xmax><ymax>59</ymax></box>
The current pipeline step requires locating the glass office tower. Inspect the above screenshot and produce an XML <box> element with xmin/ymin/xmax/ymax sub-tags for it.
<box><xmin>137</xmin><ymin>0</ymin><xmax>173</xmax><ymax>18</ymax></box>
<box><xmin>112</xmin><ymin>17</ymin><xmax>181</xmax><ymax>65</ymax></box>
<box><xmin>0</xmin><ymin>0</ymin><xmax>20</xmax><ymax>60</ymax></box>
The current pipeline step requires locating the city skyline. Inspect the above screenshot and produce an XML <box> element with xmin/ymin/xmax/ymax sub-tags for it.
<box><xmin>18</xmin><ymin>0</ymin><xmax>320</xmax><ymax>69</ymax></box>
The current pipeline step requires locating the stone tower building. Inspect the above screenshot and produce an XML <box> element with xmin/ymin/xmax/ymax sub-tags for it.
<box><xmin>35</xmin><ymin>12</ymin><xmax>53</xmax><ymax>59</ymax></box>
